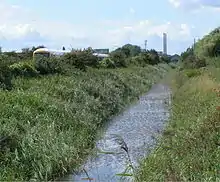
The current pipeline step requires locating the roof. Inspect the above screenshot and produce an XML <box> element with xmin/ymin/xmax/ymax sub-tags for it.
<box><xmin>33</xmin><ymin>48</ymin><xmax>70</xmax><ymax>54</ymax></box>
<box><xmin>93</xmin><ymin>53</ymin><xmax>109</xmax><ymax>58</ymax></box>
<box><xmin>33</xmin><ymin>48</ymin><xmax>109</xmax><ymax>58</ymax></box>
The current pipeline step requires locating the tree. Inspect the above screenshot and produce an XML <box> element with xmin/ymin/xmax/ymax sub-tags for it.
<box><xmin>111</xmin><ymin>44</ymin><xmax>142</xmax><ymax>58</ymax></box>
<box><xmin>122</xmin><ymin>44</ymin><xmax>141</xmax><ymax>57</ymax></box>
<box><xmin>62</xmin><ymin>46</ymin><xmax>66</xmax><ymax>51</ymax></box>
<box><xmin>147</xmin><ymin>49</ymin><xmax>160</xmax><ymax>65</ymax></box>
<box><xmin>21</xmin><ymin>48</ymin><xmax>30</xmax><ymax>53</ymax></box>
<box><xmin>110</xmin><ymin>50</ymin><xmax>127</xmax><ymax>67</ymax></box>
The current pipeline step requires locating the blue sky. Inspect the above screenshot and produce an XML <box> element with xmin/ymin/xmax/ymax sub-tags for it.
<box><xmin>1</xmin><ymin>0</ymin><xmax>220</xmax><ymax>54</ymax></box>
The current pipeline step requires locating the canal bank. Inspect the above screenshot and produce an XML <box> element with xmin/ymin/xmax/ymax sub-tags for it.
<box><xmin>60</xmin><ymin>83</ymin><xmax>171</xmax><ymax>182</ymax></box>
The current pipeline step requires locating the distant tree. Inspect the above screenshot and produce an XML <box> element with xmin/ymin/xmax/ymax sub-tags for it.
<box><xmin>160</xmin><ymin>54</ymin><xmax>171</xmax><ymax>63</ymax></box>
<box><xmin>147</xmin><ymin>49</ymin><xmax>160</xmax><ymax>65</ymax></box>
<box><xmin>122</xmin><ymin>44</ymin><xmax>141</xmax><ymax>57</ymax></box>
<box><xmin>180</xmin><ymin>47</ymin><xmax>193</xmax><ymax>61</ymax></box>
<box><xmin>62</xmin><ymin>46</ymin><xmax>66</xmax><ymax>51</ymax></box>
<box><xmin>0</xmin><ymin>46</ymin><xmax>2</xmax><ymax>54</ymax></box>
<box><xmin>111</xmin><ymin>44</ymin><xmax>142</xmax><ymax>58</ymax></box>
<box><xmin>110</xmin><ymin>50</ymin><xmax>127</xmax><ymax>67</ymax></box>
<box><xmin>21</xmin><ymin>48</ymin><xmax>30</xmax><ymax>53</ymax></box>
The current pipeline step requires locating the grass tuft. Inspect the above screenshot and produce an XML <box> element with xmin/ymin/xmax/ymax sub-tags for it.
<box><xmin>136</xmin><ymin>68</ymin><xmax>220</xmax><ymax>182</ymax></box>
<box><xmin>0</xmin><ymin>66</ymin><xmax>166</xmax><ymax>181</ymax></box>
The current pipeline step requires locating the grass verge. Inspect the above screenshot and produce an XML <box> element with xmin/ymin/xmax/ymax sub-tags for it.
<box><xmin>136</xmin><ymin>68</ymin><xmax>220</xmax><ymax>181</ymax></box>
<box><xmin>0</xmin><ymin>65</ymin><xmax>167</xmax><ymax>181</ymax></box>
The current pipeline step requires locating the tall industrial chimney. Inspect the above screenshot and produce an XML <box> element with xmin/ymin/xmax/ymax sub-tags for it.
<box><xmin>163</xmin><ymin>33</ymin><xmax>167</xmax><ymax>55</ymax></box>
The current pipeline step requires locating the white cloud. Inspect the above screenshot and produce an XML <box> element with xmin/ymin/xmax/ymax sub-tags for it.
<box><xmin>0</xmin><ymin>1</ymin><xmax>194</xmax><ymax>54</ymax></box>
<box><xmin>168</xmin><ymin>0</ymin><xmax>220</xmax><ymax>11</ymax></box>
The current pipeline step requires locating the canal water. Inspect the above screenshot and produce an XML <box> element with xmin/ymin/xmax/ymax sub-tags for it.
<box><xmin>60</xmin><ymin>83</ymin><xmax>171</xmax><ymax>182</ymax></box>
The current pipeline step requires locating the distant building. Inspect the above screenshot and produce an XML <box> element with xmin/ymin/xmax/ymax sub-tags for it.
<box><xmin>170</xmin><ymin>54</ymin><xmax>180</xmax><ymax>62</ymax></box>
<box><xmin>93</xmin><ymin>49</ymin><xmax>109</xmax><ymax>54</ymax></box>
<box><xmin>163</xmin><ymin>33</ymin><xmax>167</xmax><ymax>55</ymax></box>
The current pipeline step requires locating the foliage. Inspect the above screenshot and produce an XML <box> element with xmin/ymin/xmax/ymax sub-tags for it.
<box><xmin>207</xmin><ymin>57</ymin><xmax>220</xmax><ymax>68</ymax></box>
<box><xmin>110</xmin><ymin>50</ymin><xmax>128</xmax><ymax>67</ymax></box>
<box><xmin>0</xmin><ymin>63</ymin><xmax>13</xmax><ymax>90</ymax></box>
<box><xmin>180</xmin><ymin>47</ymin><xmax>194</xmax><ymax>61</ymax></box>
<box><xmin>184</xmin><ymin>69</ymin><xmax>202</xmax><ymax>78</ymax></box>
<box><xmin>34</xmin><ymin>56</ymin><xmax>63</xmax><ymax>74</ymax></box>
<box><xmin>130</xmin><ymin>54</ymin><xmax>149</xmax><ymax>67</ymax></box>
<box><xmin>168</xmin><ymin>62</ymin><xmax>177</xmax><ymax>69</ymax></box>
<box><xmin>63</xmin><ymin>49</ymin><xmax>99</xmax><ymax>70</ymax></box>
<box><xmin>136</xmin><ymin>70</ymin><xmax>220</xmax><ymax>181</ymax></box>
<box><xmin>112</xmin><ymin>44</ymin><xmax>141</xmax><ymax>58</ymax></box>
<box><xmin>121</xmin><ymin>44</ymin><xmax>142</xmax><ymax>57</ymax></box>
<box><xmin>9</xmin><ymin>61</ymin><xmax>39</xmax><ymax>77</ymax></box>
<box><xmin>127</xmin><ymin>49</ymin><xmax>161</xmax><ymax>66</ymax></box>
<box><xmin>99</xmin><ymin>58</ymin><xmax>116</xmax><ymax>68</ymax></box>
<box><xmin>0</xmin><ymin>66</ymin><xmax>166</xmax><ymax>181</ymax></box>
<box><xmin>181</xmin><ymin>54</ymin><xmax>206</xmax><ymax>69</ymax></box>
<box><xmin>147</xmin><ymin>49</ymin><xmax>160</xmax><ymax>65</ymax></box>
<box><xmin>195</xmin><ymin>29</ymin><xmax>220</xmax><ymax>59</ymax></box>
<box><xmin>160</xmin><ymin>54</ymin><xmax>171</xmax><ymax>63</ymax></box>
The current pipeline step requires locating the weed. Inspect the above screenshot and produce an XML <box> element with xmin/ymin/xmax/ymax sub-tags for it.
<box><xmin>136</xmin><ymin>68</ymin><xmax>220</xmax><ymax>181</ymax></box>
<box><xmin>0</xmin><ymin>66</ymin><xmax>165</xmax><ymax>181</ymax></box>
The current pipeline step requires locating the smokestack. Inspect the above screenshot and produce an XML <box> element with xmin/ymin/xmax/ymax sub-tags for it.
<box><xmin>163</xmin><ymin>33</ymin><xmax>167</xmax><ymax>55</ymax></box>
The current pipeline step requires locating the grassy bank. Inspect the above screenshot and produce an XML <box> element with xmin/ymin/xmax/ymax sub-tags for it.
<box><xmin>136</xmin><ymin>68</ymin><xmax>220</xmax><ymax>181</ymax></box>
<box><xmin>0</xmin><ymin>64</ymin><xmax>168</xmax><ymax>181</ymax></box>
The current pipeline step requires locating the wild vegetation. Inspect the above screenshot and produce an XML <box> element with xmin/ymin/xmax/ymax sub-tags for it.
<box><xmin>0</xmin><ymin>44</ymin><xmax>171</xmax><ymax>180</ymax></box>
<box><xmin>136</xmin><ymin>28</ymin><xmax>220</xmax><ymax>181</ymax></box>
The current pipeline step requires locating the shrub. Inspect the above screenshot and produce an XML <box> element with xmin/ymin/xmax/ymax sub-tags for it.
<box><xmin>0</xmin><ymin>54</ymin><xmax>18</xmax><ymax>66</ymax></box>
<box><xmin>9</xmin><ymin>61</ymin><xmax>39</xmax><ymax>77</ymax></box>
<box><xmin>168</xmin><ymin>62</ymin><xmax>177</xmax><ymax>69</ymax></box>
<box><xmin>183</xmin><ymin>55</ymin><xmax>206</xmax><ymax>69</ymax></box>
<box><xmin>110</xmin><ymin>51</ymin><xmax>128</xmax><ymax>67</ymax></box>
<box><xmin>0</xmin><ymin>66</ymin><xmax>165</xmax><ymax>181</ymax></box>
<box><xmin>34</xmin><ymin>57</ymin><xmax>62</xmax><ymax>75</ymax></box>
<box><xmin>99</xmin><ymin>58</ymin><xmax>116</xmax><ymax>68</ymax></box>
<box><xmin>0</xmin><ymin>64</ymin><xmax>13</xmax><ymax>90</ymax></box>
<box><xmin>160</xmin><ymin>55</ymin><xmax>171</xmax><ymax>63</ymax></box>
<box><xmin>130</xmin><ymin>54</ymin><xmax>149</xmax><ymax>67</ymax></box>
<box><xmin>184</xmin><ymin>69</ymin><xmax>202</xmax><ymax>78</ymax></box>
<box><xmin>206</xmin><ymin>57</ymin><xmax>220</xmax><ymax>68</ymax></box>
<box><xmin>63</xmin><ymin>50</ymin><xmax>100</xmax><ymax>70</ymax></box>
<box><xmin>147</xmin><ymin>49</ymin><xmax>160</xmax><ymax>65</ymax></box>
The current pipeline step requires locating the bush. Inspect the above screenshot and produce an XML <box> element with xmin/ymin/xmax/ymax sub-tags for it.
<box><xmin>160</xmin><ymin>55</ymin><xmax>171</xmax><ymax>63</ymax></box>
<box><xmin>34</xmin><ymin>57</ymin><xmax>62</xmax><ymax>75</ymax></box>
<box><xmin>130</xmin><ymin>54</ymin><xmax>149</xmax><ymax>67</ymax></box>
<box><xmin>0</xmin><ymin>64</ymin><xmax>13</xmax><ymax>90</ymax></box>
<box><xmin>0</xmin><ymin>54</ymin><xmax>18</xmax><ymax>66</ymax></box>
<box><xmin>184</xmin><ymin>69</ymin><xmax>202</xmax><ymax>78</ymax></box>
<box><xmin>168</xmin><ymin>62</ymin><xmax>177</xmax><ymax>69</ymax></box>
<box><xmin>9</xmin><ymin>61</ymin><xmax>39</xmax><ymax>77</ymax></box>
<box><xmin>206</xmin><ymin>57</ymin><xmax>220</xmax><ymax>68</ymax></box>
<box><xmin>147</xmin><ymin>49</ymin><xmax>160</xmax><ymax>65</ymax></box>
<box><xmin>99</xmin><ymin>58</ymin><xmax>116</xmax><ymax>68</ymax></box>
<box><xmin>110</xmin><ymin>51</ymin><xmax>128</xmax><ymax>67</ymax></box>
<box><xmin>63</xmin><ymin>50</ymin><xmax>100</xmax><ymax>70</ymax></box>
<box><xmin>183</xmin><ymin>55</ymin><xmax>206</xmax><ymax>69</ymax></box>
<box><xmin>0</xmin><ymin>65</ymin><xmax>165</xmax><ymax>181</ymax></box>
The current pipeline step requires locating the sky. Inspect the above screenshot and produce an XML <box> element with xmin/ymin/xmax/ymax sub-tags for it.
<box><xmin>0</xmin><ymin>0</ymin><xmax>220</xmax><ymax>54</ymax></box>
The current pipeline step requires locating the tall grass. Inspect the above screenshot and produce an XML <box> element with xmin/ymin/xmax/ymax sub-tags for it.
<box><xmin>136</xmin><ymin>69</ymin><xmax>220</xmax><ymax>181</ymax></box>
<box><xmin>0</xmin><ymin>65</ymin><xmax>166</xmax><ymax>181</ymax></box>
